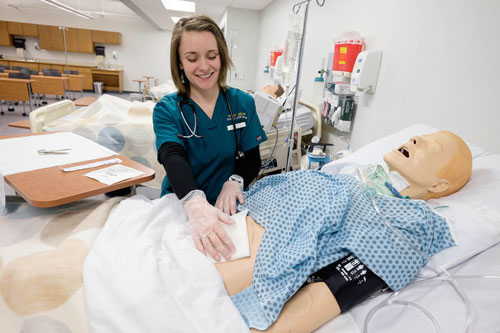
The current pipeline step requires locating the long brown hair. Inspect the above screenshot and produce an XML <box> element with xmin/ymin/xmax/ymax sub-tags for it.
<box><xmin>170</xmin><ymin>15</ymin><xmax>233</xmax><ymax>96</ymax></box>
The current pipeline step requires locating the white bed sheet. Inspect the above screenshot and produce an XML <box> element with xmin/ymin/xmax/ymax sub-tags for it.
<box><xmin>84</xmin><ymin>124</ymin><xmax>500</xmax><ymax>333</ymax></box>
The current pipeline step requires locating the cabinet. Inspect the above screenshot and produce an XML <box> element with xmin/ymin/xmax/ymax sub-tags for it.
<box><xmin>7</xmin><ymin>22</ymin><xmax>23</xmax><ymax>35</ymax></box>
<box><xmin>91</xmin><ymin>30</ymin><xmax>106</xmax><ymax>43</ymax></box>
<box><xmin>22</xmin><ymin>23</ymin><xmax>38</xmax><ymax>37</ymax></box>
<box><xmin>105</xmin><ymin>31</ymin><xmax>121</xmax><ymax>44</ymax></box>
<box><xmin>77</xmin><ymin>66</ymin><xmax>94</xmax><ymax>90</ymax></box>
<box><xmin>65</xmin><ymin>28</ymin><xmax>79</xmax><ymax>52</ymax></box>
<box><xmin>38</xmin><ymin>25</ymin><xmax>52</xmax><ymax>50</ymax></box>
<box><xmin>50</xmin><ymin>26</ymin><xmax>64</xmax><ymax>51</ymax></box>
<box><xmin>77</xmin><ymin>29</ymin><xmax>93</xmax><ymax>53</ymax></box>
<box><xmin>0</xmin><ymin>21</ymin><xmax>12</xmax><ymax>46</ymax></box>
<box><xmin>91</xmin><ymin>69</ymin><xmax>123</xmax><ymax>92</ymax></box>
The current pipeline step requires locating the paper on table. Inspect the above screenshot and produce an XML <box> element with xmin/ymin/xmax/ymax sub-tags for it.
<box><xmin>84</xmin><ymin>165</ymin><xmax>144</xmax><ymax>185</ymax></box>
<box><xmin>0</xmin><ymin>132</ymin><xmax>117</xmax><ymax>176</ymax></box>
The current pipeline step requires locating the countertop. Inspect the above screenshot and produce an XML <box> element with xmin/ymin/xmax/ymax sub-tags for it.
<box><xmin>1</xmin><ymin>56</ymin><xmax>124</xmax><ymax>70</ymax></box>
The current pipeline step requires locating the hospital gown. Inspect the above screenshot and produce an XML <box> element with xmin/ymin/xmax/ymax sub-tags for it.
<box><xmin>232</xmin><ymin>170</ymin><xmax>455</xmax><ymax>330</ymax></box>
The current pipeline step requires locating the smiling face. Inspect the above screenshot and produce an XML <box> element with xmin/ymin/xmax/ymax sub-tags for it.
<box><xmin>178</xmin><ymin>30</ymin><xmax>221</xmax><ymax>96</ymax></box>
<box><xmin>383</xmin><ymin>131</ymin><xmax>472</xmax><ymax>199</ymax></box>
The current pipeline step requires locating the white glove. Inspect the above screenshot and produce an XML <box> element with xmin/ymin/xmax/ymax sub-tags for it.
<box><xmin>215</xmin><ymin>177</ymin><xmax>244</xmax><ymax>215</ymax></box>
<box><xmin>184</xmin><ymin>192</ymin><xmax>236</xmax><ymax>262</ymax></box>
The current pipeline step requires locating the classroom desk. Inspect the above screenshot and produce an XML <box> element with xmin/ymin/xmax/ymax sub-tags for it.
<box><xmin>74</xmin><ymin>96</ymin><xmax>97</xmax><ymax>106</ymax></box>
<box><xmin>1</xmin><ymin>132</ymin><xmax>155</xmax><ymax>208</ymax></box>
<box><xmin>7</xmin><ymin>119</ymin><xmax>31</xmax><ymax>129</ymax></box>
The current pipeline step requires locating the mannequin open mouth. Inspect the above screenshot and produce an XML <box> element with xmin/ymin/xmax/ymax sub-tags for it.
<box><xmin>398</xmin><ymin>147</ymin><xmax>410</xmax><ymax>158</ymax></box>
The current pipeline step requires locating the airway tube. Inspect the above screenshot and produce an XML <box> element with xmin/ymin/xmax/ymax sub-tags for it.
<box><xmin>363</xmin><ymin>195</ymin><xmax>473</xmax><ymax>333</ymax></box>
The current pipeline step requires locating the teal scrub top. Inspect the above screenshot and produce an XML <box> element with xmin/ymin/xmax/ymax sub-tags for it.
<box><xmin>153</xmin><ymin>87</ymin><xmax>267</xmax><ymax>204</ymax></box>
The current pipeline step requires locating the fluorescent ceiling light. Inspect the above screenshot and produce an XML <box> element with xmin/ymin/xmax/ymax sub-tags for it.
<box><xmin>39</xmin><ymin>0</ymin><xmax>93</xmax><ymax>19</ymax></box>
<box><xmin>171</xmin><ymin>16</ymin><xmax>182</xmax><ymax>24</ymax></box>
<box><xmin>161</xmin><ymin>0</ymin><xmax>195</xmax><ymax>13</ymax></box>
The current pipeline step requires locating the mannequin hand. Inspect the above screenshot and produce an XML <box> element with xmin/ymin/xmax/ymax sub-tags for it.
<box><xmin>184</xmin><ymin>194</ymin><xmax>236</xmax><ymax>262</ymax></box>
<box><xmin>215</xmin><ymin>180</ymin><xmax>244</xmax><ymax>215</ymax></box>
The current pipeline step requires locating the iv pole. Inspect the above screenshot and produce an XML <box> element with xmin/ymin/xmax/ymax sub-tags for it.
<box><xmin>59</xmin><ymin>26</ymin><xmax>69</xmax><ymax>74</ymax></box>
<box><xmin>285</xmin><ymin>0</ymin><xmax>325</xmax><ymax>172</ymax></box>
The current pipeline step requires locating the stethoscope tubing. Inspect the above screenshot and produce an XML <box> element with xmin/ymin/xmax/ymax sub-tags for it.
<box><xmin>177</xmin><ymin>89</ymin><xmax>244</xmax><ymax>160</ymax></box>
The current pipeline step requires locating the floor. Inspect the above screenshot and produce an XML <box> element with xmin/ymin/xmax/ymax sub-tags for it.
<box><xmin>1</xmin><ymin>90</ymin><xmax>161</xmax><ymax>200</ymax></box>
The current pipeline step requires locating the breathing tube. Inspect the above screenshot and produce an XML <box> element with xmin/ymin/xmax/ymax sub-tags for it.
<box><xmin>355</xmin><ymin>167</ymin><xmax>500</xmax><ymax>333</ymax></box>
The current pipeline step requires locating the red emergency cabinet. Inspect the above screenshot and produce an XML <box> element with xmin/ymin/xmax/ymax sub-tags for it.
<box><xmin>333</xmin><ymin>39</ymin><xmax>363</xmax><ymax>73</ymax></box>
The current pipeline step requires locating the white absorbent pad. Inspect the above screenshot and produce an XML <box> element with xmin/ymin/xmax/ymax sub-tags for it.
<box><xmin>209</xmin><ymin>209</ymin><xmax>250</xmax><ymax>263</ymax></box>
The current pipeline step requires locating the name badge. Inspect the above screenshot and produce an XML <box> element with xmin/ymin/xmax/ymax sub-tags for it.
<box><xmin>227</xmin><ymin>122</ymin><xmax>246</xmax><ymax>131</ymax></box>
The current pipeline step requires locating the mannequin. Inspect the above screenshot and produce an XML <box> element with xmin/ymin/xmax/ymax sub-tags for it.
<box><xmin>261</xmin><ymin>84</ymin><xmax>285</xmax><ymax>99</ymax></box>
<box><xmin>216</xmin><ymin>131</ymin><xmax>472</xmax><ymax>332</ymax></box>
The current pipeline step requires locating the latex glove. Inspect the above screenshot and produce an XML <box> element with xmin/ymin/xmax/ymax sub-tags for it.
<box><xmin>184</xmin><ymin>193</ymin><xmax>236</xmax><ymax>262</ymax></box>
<box><xmin>215</xmin><ymin>180</ymin><xmax>244</xmax><ymax>215</ymax></box>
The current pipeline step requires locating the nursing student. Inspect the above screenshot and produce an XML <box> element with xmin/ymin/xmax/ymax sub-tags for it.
<box><xmin>153</xmin><ymin>15</ymin><xmax>267</xmax><ymax>263</ymax></box>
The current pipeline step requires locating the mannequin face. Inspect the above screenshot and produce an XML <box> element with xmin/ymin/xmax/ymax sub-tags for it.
<box><xmin>383</xmin><ymin>132</ymin><xmax>465</xmax><ymax>199</ymax></box>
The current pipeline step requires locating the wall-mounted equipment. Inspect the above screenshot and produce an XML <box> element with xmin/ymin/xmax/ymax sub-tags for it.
<box><xmin>350</xmin><ymin>50</ymin><xmax>383</xmax><ymax>93</ymax></box>
<box><xmin>254</xmin><ymin>91</ymin><xmax>282</xmax><ymax>133</ymax></box>
<box><xmin>13</xmin><ymin>38</ymin><xmax>26</xmax><ymax>49</ymax></box>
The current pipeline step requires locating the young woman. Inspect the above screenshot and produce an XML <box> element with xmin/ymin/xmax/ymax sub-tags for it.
<box><xmin>153</xmin><ymin>15</ymin><xmax>266</xmax><ymax>262</ymax></box>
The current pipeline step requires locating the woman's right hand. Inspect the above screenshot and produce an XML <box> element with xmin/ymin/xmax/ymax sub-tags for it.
<box><xmin>184</xmin><ymin>194</ymin><xmax>236</xmax><ymax>262</ymax></box>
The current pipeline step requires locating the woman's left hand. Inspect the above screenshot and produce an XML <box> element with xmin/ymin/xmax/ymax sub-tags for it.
<box><xmin>216</xmin><ymin>180</ymin><xmax>244</xmax><ymax>215</ymax></box>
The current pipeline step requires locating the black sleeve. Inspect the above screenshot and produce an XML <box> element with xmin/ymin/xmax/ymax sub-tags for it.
<box><xmin>157</xmin><ymin>142</ymin><xmax>198</xmax><ymax>199</ymax></box>
<box><xmin>234</xmin><ymin>145</ymin><xmax>261</xmax><ymax>187</ymax></box>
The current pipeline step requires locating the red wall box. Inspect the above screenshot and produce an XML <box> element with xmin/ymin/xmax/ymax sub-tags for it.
<box><xmin>333</xmin><ymin>40</ymin><xmax>363</xmax><ymax>73</ymax></box>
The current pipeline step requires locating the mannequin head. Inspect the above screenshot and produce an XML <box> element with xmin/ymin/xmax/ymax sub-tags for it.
<box><xmin>383</xmin><ymin>131</ymin><xmax>472</xmax><ymax>200</ymax></box>
<box><xmin>261</xmin><ymin>84</ymin><xmax>285</xmax><ymax>98</ymax></box>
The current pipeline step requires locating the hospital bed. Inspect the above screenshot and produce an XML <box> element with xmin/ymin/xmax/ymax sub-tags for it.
<box><xmin>1</xmin><ymin>125</ymin><xmax>498</xmax><ymax>332</ymax></box>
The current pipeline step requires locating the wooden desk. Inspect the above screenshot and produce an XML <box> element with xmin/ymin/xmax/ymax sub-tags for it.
<box><xmin>92</xmin><ymin>69</ymin><xmax>123</xmax><ymax>93</ymax></box>
<box><xmin>1</xmin><ymin>132</ymin><xmax>155</xmax><ymax>208</ymax></box>
<box><xmin>7</xmin><ymin>119</ymin><xmax>31</xmax><ymax>129</ymax></box>
<box><xmin>74</xmin><ymin>96</ymin><xmax>97</xmax><ymax>106</ymax></box>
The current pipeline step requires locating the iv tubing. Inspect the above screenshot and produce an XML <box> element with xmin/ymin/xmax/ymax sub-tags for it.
<box><xmin>362</xmin><ymin>193</ymin><xmax>473</xmax><ymax>333</ymax></box>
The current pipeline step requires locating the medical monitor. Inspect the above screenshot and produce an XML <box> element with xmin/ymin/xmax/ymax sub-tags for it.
<box><xmin>254</xmin><ymin>91</ymin><xmax>282</xmax><ymax>133</ymax></box>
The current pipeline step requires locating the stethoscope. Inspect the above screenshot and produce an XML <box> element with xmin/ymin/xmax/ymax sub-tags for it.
<box><xmin>177</xmin><ymin>89</ymin><xmax>245</xmax><ymax>161</ymax></box>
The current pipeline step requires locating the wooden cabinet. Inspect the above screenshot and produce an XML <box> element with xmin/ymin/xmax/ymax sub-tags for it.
<box><xmin>0</xmin><ymin>21</ymin><xmax>12</xmax><ymax>46</ymax></box>
<box><xmin>0</xmin><ymin>60</ymin><xmax>10</xmax><ymax>67</ymax></box>
<box><xmin>7</xmin><ymin>22</ymin><xmax>38</xmax><ymax>36</ymax></box>
<box><xmin>3</xmin><ymin>21</ymin><xmax>121</xmax><ymax>51</ymax></box>
<box><xmin>38</xmin><ymin>25</ymin><xmax>52</xmax><ymax>50</ymax></box>
<box><xmin>65</xmin><ymin>28</ymin><xmax>79</xmax><ymax>52</ymax></box>
<box><xmin>50</xmin><ymin>26</ymin><xmax>64</xmax><ymax>51</ymax></box>
<box><xmin>105</xmin><ymin>31</ymin><xmax>121</xmax><ymax>44</ymax></box>
<box><xmin>77</xmin><ymin>66</ymin><xmax>94</xmax><ymax>90</ymax></box>
<box><xmin>22</xmin><ymin>23</ymin><xmax>38</xmax><ymax>37</ymax></box>
<box><xmin>7</xmin><ymin>21</ymin><xmax>23</xmax><ymax>35</ymax></box>
<box><xmin>77</xmin><ymin>29</ymin><xmax>93</xmax><ymax>53</ymax></box>
<box><xmin>91</xmin><ymin>69</ymin><xmax>123</xmax><ymax>92</ymax></box>
<box><xmin>91</xmin><ymin>30</ymin><xmax>106</xmax><ymax>43</ymax></box>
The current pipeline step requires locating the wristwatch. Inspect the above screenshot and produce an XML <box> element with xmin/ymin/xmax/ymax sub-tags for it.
<box><xmin>228</xmin><ymin>174</ymin><xmax>244</xmax><ymax>191</ymax></box>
